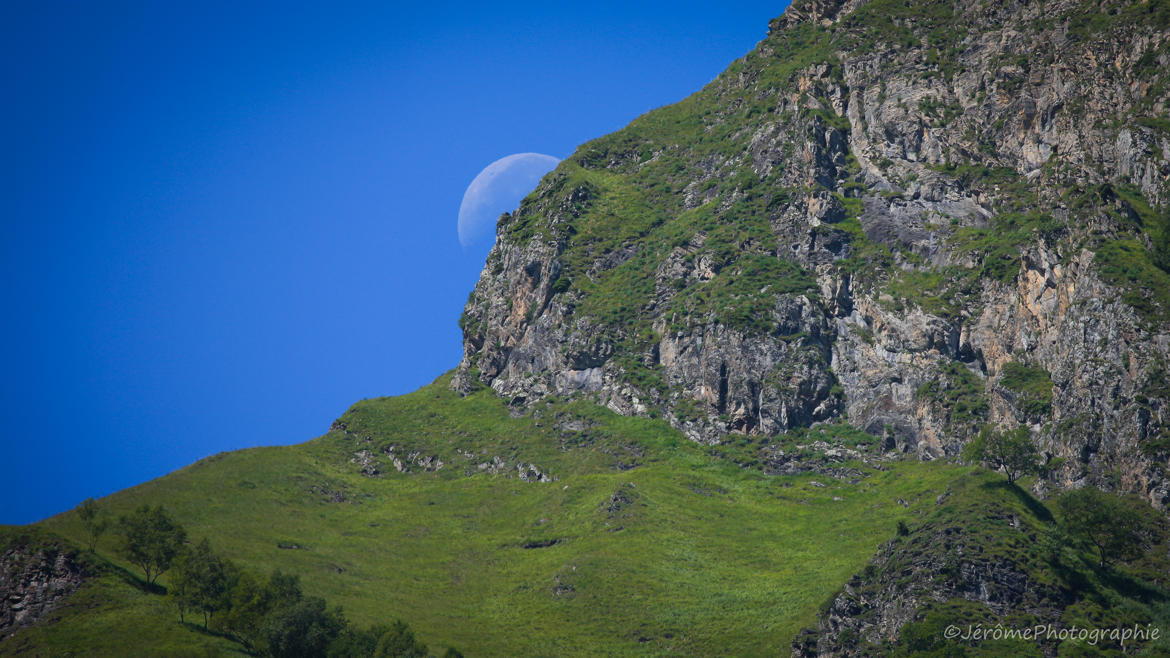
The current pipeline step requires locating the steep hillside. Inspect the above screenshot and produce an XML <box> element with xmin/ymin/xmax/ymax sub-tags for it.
<box><xmin>453</xmin><ymin>0</ymin><xmax>1170</xmax><ymax>506</ymax></box>
<box><xmin>795</xmin><ymin>473</ymin><xmax>1170</xmax><ymax>656</ymax></box>
<box><xmin>8</xmin><ymin>380</ymin><xmax>1167</xmax><ymax>655</ymax></box>
<box><xmin>7</xmin><ymin>376</ymin><xmax>970</xmax><ymax>655</ymax></box>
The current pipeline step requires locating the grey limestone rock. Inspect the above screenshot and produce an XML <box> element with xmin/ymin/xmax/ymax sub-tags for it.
<box><xmin>452</xmin><ymin>0</ymin><xmax>1170</xmax><ymax>508</ymax></box>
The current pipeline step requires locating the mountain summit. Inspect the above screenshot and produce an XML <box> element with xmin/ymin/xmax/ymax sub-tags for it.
<box><xmin>454</xmin><ymin>0</ymin><xmax>1170</xmax><ymax>504</ymax></box>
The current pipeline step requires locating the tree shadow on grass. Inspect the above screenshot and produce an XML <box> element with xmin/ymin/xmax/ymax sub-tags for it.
<box><xmin>1098</xmin><ymin>566</ymin><xmax>1170</xmax><ymax>605</ymax></box>
<box><xmin>90</xmin><ymin>556</ymin><xmax>167</xmax><ymax>595</ymax></box>
<box><xmin>118</xmin><ymin>570</ymin><xmax>166</xmax><ymax>595</ymax></box>
<box><xmin>1049</xmin><ymin>556</ymin><xmax>1094</xmax><ymax>598</ymax></box>
<box><xmin>1044</xmin><ymin>536</ymin><xmax>1168</xmax><ymax>606</ymax></box>
<box><xmin>177</xmin><ymin>619</ymin><xmax>240</xmax><ymax>642</ymax></box>
<box><xmin>979</xmin><ymin>479</ymin><xmax>1053</xmax><ymax>523</ymax></box>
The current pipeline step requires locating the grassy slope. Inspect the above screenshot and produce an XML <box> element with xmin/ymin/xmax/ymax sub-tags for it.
<box><xmin>871</xmin><ymin>473</ymin><xmax>1170</xmax><ymax>656</ymax></box>
<box><xmin>0</xmin><ymin>527</ymin><xmax>245</xmax><ymax>656</ymax></box>
<box><xmin>11</xmin><ymin>374</ymin><xmax>969</xmax><ymax>656</ymax></box>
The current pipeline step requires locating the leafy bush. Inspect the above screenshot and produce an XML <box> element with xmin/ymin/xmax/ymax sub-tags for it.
<box><xmin>371</xmin><ymin>620</ymin><xmax>429</xmax><ymax>657</ymax></box>
<box><xmin>961</xmin><ymin>426</ymin><xmax>1040</xmax><ymax>483</ymax></box>
<box><xmin>264</xmin><ymin>594</ymin><xmax>346</xmax><ymax>658</ymax></box>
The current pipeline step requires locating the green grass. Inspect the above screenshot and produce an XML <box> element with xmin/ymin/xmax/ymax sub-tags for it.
<box><xmin>708</xmin><ymin>422</ymin><xmax>881</xmax><ymax>470</ymax></box>
<box><xmin>667</xmin><ymin>253</ymin><xmax>817</xmax><ymax>334</ymax></box>
<box><xmin>950</xmin><ymin>212</ymin><xmax>1063</xmax><ymax>284</ymax></box>
<box><xmin>0</xmin><ymin>527</ymin><xmax>246</xmax><ymax>656</ymax></box>
<box><xmin>1136</xmin><ymin>116</ymin><xmax>1170</xmax><ymax>133</ymax></box>
<box><xmin>14</xmin><ymin>374</ymin><xmax>973</xmax><ymax>656</ymax></box>
<box><xmin>998</xmin><ymin>361</ymin><xmax>1055</xmax><ymax>417</ymax></box>
<box><xmin>916</xmin><ymin>361</ymin><xmax>989</xmax><ymax>431</ymax></box>
<box><xmin>1095</xmin><ymin>239</ymin><xmax>1170</xmax><ymax>327</ymax></box>
<box><xmin>1066</xmin><ymin>0</ymin><xmax>1170</xmax><ymax>44</ymax></box>
<box><xmin>1058</xmin><ymin>182</ymin><xmax>1170</xmax><ymax>327</ymax></box>
<box><xmin>824</xmin><ymin>472</ymin><xmax>1170</xmax><ymax>655</ymax></box>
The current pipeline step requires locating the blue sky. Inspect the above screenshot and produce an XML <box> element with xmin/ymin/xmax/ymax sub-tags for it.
<box><xmin>0</xmin><ymin>1</ymin><xmax>790</xmax><ymax>524</ymax></box>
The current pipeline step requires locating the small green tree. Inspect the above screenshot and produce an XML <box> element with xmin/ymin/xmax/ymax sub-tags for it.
<box><xmin>116</xmin><ymin>505</ymin><xmax>186</xmax><ymax>584</ymax></box>
<box><xmin>962</xmin><ymin>425</ymin><xmax>1040</xmax><ymax>483</ymax></box>
<box><xmin>171</xmin><ymin>555</ymin><xmax>195</xmax><ymax>624</ymax></box>
<box><xmin>264</xmin><ymin>596</ymin><xmax>346</xmax><ymax>658</ymax></box>
<box><xmin>217</xmin><ymin>569</ymin><xmax>317</xmax><ymax>653</ymax></box>
<box><xmin>77</xmin><ymin>497</ymin><xmax>109</xmax><ymax>552</ymax></box>
<box><xmin>217</xmin><ymin>570</ymin><xmax>268</xmax><ymax>649</ymax></box>
<box><xmin>326</xmin><ymin>620</ymin><xmax>446</xmax><ymax>658</ymax></box>
<box><xmin>327</xmin><ymin>623</ymin><xmax>395</xmax><ymax>657</ymax></box>
<box><xmin>373</xmin><ymin>620</ymin><xmax>428</xmax><ymax>658</ymax></box>
<box><xmin>326</xmin><ymin>626</ymin><xmax>378</xmax><ymax>657</ymax></box>
<box><xmin>171</xmin><ymin>538</ymin><xmax>232</xmax><ymax>627</ymax></box>
<box><xmin>1056</xmin><ymin>487</ymin><xmax>1155</xmax><ymax>568</ymax></box>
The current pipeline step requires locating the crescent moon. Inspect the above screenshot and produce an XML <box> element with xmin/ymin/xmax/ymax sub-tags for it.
<box><xmin>458</xmin><ymin>152</ymin><xmax>560</xmax><ymax>249</ymax></box>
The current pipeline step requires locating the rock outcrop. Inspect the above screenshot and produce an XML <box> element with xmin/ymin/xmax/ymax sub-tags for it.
<box><xmin>453</xmin><ymin>0</ymin><xmax>1170</xmax><ymax>507</ymax></box>
<box><xmin>0</xmin><ymin>540</ymin><xmax>87</xmax><ymax>636</ymax></box>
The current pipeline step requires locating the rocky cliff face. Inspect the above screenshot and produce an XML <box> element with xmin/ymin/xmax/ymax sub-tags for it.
<box><xmin>454</xmin><ymin>0</ymin><xmax>1170</xmax><ymax>505</ymax></box>
<box><xmin>0</xmin><ymin>540</ymin><xmax>87</xmax><ymax>636</ymax></box>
